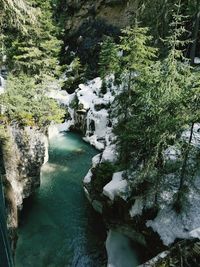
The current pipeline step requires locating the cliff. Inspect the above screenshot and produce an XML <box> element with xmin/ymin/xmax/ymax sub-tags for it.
<box><xmin>60</xmin><ymin>0</ymin><xmax>138</xmax><ymax>74</ymax></box>
<box><xmin>1</xmin><ymin>125</ymin><xmax>48</xmax><ymax>251</ymax></box>
<box><xmin>50</xmin><ymin>75</ymin><xmax>200</xmax><ymax>265</ymax></box>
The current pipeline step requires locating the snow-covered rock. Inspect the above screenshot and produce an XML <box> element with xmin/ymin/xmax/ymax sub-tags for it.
<box><xmin>164</xmin><ymin>146</ymin><xmax>181</xmax><ymax>161</ymax></box>
<box><xmin>48</xmin><ymin>87</ymin><xmax>76</xmax><ymax>132</ymax></box>
<box><xmin>101</xmin><ymin>144</ymin><xmax>117</xmax><ymax>162</ymax></box>
<box><xmin>103</xmin><ymin>171</ymin><xmax>128</xmax><ymax>201</ymax></box>
<box><xmin>83</xmin><ymin>169</ymin><xmax>93</xmax><ymax>184</ymax></box>
<box><xmin>194</xmin><ymin>57</ymin><xmax>200</xmax><ymax>64</ymax></box>
<box><xmin>182</xmin><ymin>123</ymin><xmax>200</xmax><ymax>148</ymax></box>
<box><xmin>0</xmin><ymin>75</ymin><xmax>5</xmax><ymax>94</ymax></box>
<box><xmin>70</xmin><ymin>76</ymin><xmax>115</xmax><ymax>149</ymax></box>
<box><xmin>129</xmin><ymin>198</ymin><xmax>144</xmax><ymax>218</ymax></box>
<box><xmin>146</xmin><ymin>172</ymin><xmax>200</xmax><ymax>246</ymax></box>
<box><xmin>106</xmin><ymin>230</ymin><xmax>139</xmax><ymax>267</ymax></box>
<box><xmin>190</xmin><ymin>227</ymin><xmax>200</xmax><ymax>239</ymax></box>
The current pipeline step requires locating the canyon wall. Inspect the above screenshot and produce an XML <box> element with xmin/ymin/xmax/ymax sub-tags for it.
<box><xmin>60</xmin><ymin>0</ymin><xmax>138</xmax><ymax>74</ymax></box>
<box><xmin>1</xmin><ymin>125</ymin><xmax>48</xmax><ymax>251</ymax></box>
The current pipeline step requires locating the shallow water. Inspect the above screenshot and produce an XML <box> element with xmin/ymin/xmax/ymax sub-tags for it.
<box><xmin>15</xmin><ymin>132</ymin><xmax>107</xmax><ymax>267</ymax></box>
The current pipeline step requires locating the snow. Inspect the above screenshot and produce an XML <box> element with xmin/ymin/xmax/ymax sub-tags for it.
<box><xmin>182</xmin><ymin>123</ymin><xmax>200</xmax><ymax>148</ymax></box>
<box><xmin>101</xmin><ymin>144</ymin><xmax>117</xmax><ymax>162</ymax></box>
<box><xmin>103</xmin><ymin>171</ymin><xmax>128</xmax><ymax>201</ymax></box>
<box><xmin>74</xmin><ymin>76</ymin><xmax>116</xmax><ymax>150</ymax></box>
<box><xmin>146</xmin><ymin>177</ymin><xmax>200</xmax><ymax>246</ymax></box>
<box><xmin>77</xmin><ymin>77</ymin><xmax>102</xmax><ymax>109</ymax></box>
<box><xmin>83</xmin><ymin>134</ymin><xmax>105</xmax><ymax>150</ymax></box>
<box><xmin>194</xmin><ymin>57</ymin><xmax>200</xmax><ymax>64</ymax></box>
<box><xmin>106</xmin><ymin>230</ymin><xmax>139</xmax><ymax>267</ymax></box>
<box><xmin>164</xmin><ymin>146</ymin><xmax>181</xmax><ymax>161</ymax></box>
<box><xmin>190</xmin><ymin>227</ymin><xmax>200</xmax><ymax>239</ymax></box>
<box><xmin>0</xmin><ymin>75</ymin><xmax>5</xmax><ymax>94</ymax></box>
<box><xmin>48</xmin><ymin>87</ymin><xmax>76</xmax><ymax>132</ymax></box>
<box><xmin>48</xmin><ymin>88</ymin><xmax>75</xmax><ymax>106</ymax></box>
<box><xmin>129</xmin><ymin>198</ymin><xmax>143</xmax><ymax>218</ymax></box>
<box><xmin>92</xmin><ymin>153</ymin><xmax>101</xmax><ymax>167</ymax></box>
<box><xmin>83</xmin><ymin>169</ymin><xmax>93</xmax><ymax>184</ymax></box>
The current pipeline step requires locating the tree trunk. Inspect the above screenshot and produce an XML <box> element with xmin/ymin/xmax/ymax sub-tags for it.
<box><xmin>178</xmin><ymin>122</ymin><xmax>194</xmax><ymax>191</ymax></box>
<box><xmin>190</xmin><ymin>0</ymin><xmax>200</xmax><ymax>64</ymax></box>
<box><xmin>174</xmin><ymin>123</ymin><xmax>194</xmax><ymax>212</ymax></box>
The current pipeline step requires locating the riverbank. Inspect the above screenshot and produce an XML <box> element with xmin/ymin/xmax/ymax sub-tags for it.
<box><xmin>15</xmin><ymin>132</ymin><xmax>107</xmax><ymax>267</ymax></box>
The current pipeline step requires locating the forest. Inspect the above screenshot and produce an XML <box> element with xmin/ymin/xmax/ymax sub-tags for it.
<box><xmin>0</xmin><ymin>0</ymin><xmax>200</xmax><ymax>266</ymax></box>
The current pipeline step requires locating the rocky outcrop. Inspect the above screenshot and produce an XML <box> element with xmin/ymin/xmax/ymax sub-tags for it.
<box><xmin>64</xmin><ymin>0</ymin><xmax>137</xmax><ymax>35</ymax></box>
<box><xmin>61</xmin><ymin>0</ymin><xmax>138</xmax><ymax>74</ymax></box>
<box><xmin>49</xmin><ymin>75</ymin><xmax>200</xmax><ymax>265</ymax></box>
<box><xmin>1</xmin><ymin>125</ymin><xmax>48</xmax><ymax>250</ymax></box>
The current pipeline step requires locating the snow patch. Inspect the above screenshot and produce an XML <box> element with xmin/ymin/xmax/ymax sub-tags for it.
<box><xmin>129</xmin><ymin>198</ymin><xmax>143</xmax><ymax>218</ymax></box>
<box><xmin>103</xmin><ymin>171</ymin><xmax>128</xmax><ymax>201</ymax></box>
<box><xmin>92</xmin><ymin>154</ymin><xmax>101</xmax><ymax>167</ymax></box>
<box><xmin>101</xmin><ymin>144</ymin><xmax>117</xmax><ymax>162</ymax></box>
<box><xmin>194</xmin><ymin>57</ymin><xmax>200</xmax><ymax>64</ymax></box>
<box><xmin>83</xmin><ymin>169</ymin><xmax>93</xmax><ymax>184</ymax></box>
<box><xmin>146</xmin><ymin>187</ymin><xmax>200</xmax><ymax>246</ymax></box>
<box><xmin>0</xmin><ymin>75</ymin><xmax>5</xmax><ymax>94</ymax></box>
<box><xmin>190</xmin><ymin>227</ymin><xmax>200</xmax><ymax>239</ymax></box>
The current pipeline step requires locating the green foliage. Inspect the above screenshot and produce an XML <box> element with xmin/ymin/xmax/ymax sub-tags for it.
<box><xmin>1</xmin><ymin>74</ymin><xmax>65</xmax><ymax>127</ymax></box>
<box><xmin>63</xmin><ymin>57</ymin><xmax>86</xmax><ymax>94</ymax></box>
<box><xmin>0</xmin><ymin>0</ymin><xmax>38</xmax><ymax>31</ymax></box>
<box><xmin>91</xmin><ymin>162</ymin><xmax>116</xmax><ymax>194</ymax></box>
<box><xmin>99</xmin><ymin>36</ymin><xmax>120</xmax><ymax>78</ymax></box>
<box><xmin>98</xmin><ymin>10</ymin><xmax>199</xmax><ymax>195</ymax></box>
<box><xmin>0</xmin><ymin>0</ymin><xmax>67</xmax><ymax>129</ymax></box>
<box><xmin>4</xmin><ymin>0</ymin><xmax>62</xmax><ymax>77</ymax></box>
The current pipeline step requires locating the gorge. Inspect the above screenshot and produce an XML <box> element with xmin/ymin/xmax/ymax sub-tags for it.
<box><xmin>15</xmin><ymin>132</ymin><xmax>107</xmax><ymax>267</ymax></box>
<box><xmin>1</xmin><ymin>0</ymin><xmax>200</xmax><ymax>267</ymax></box>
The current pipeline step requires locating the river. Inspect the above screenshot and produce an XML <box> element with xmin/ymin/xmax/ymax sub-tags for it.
<box><xmin>15</xmin><ymin>132</ymin><xmax>107</xmax><ymax>267</ymax></box>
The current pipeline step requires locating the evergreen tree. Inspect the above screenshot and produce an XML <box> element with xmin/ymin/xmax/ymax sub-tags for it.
<box><xmin>112</xmin><ymin>26</ymin><xmax>158</xmax><ymax>172</ymax></box>
<box><xmin>0</xmin><ymin>74</ymin><xmax>65</xmax><ymax>127</ymax></box>
<box><xmin>0</xmin><ymin>0</ymin><xmax>65</xmax><ymax>129</ymax></box>
<box><xmin>5</xmin><ymin>0</ymin><xmax>62</xmax><ymax>78</ymax></box>
<box><xmin>99</xmin><ymin>36</ymin><xmax>120</xmax><ymax>78</ymax></box>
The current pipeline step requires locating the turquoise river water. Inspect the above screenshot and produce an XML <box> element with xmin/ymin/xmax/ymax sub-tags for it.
<box><xmin>15</xmin><ymin>132</ymin><xmax>107</xmax><ymax>267</ymax></box>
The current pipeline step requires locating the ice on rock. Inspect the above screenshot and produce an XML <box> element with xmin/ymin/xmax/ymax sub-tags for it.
<box><xmin>190</xmin><ymin>227</ymin><xmax>200</xmax><ymax>239</ymax></box>
<box><xmin>103</xmin><ymin>171</ymin><xmax>128</xmax><ymax>201</ymax></box>
<box><xmin>0</xmin><ymin>75</ymin><xmax>5</xmax><ymax>94</ymax></box>
<box><xmin>194</xmin><ymin>57</ymin><xmax>200</xmax><ymax>64</ymax></box>
<box><xmin>164</xmin><ymin>146</ymin><xmax>181</xmax><ymax>161</ymax></box>
<box><xmin>101</xmin><ymin>144</ymin><xmax>117</xmax><ymax>162</ymax></box>
<box><xmin>75</xmin><ymin>76</ymin><xmax>116</xmax><ymax>150</ymax></box>
<box><xmin>83</xmin><ymin>134</ymin><xmax>105</xmax><ymax>150</ymax></box>
<box><xmin>146</xmin><ymin>185</ymin><xmax>200</xmax><ymax>246</ymax></box>
<box><xmin>106</xmin><ymin>230</ymin><xmax>139</xmax><ymax>267</ymax></box>
<box><xmin>129</xmin><ymin>198</ymin><xmax>144</xmax><ymax>218</ymax></box>
<box><xmin>77</xmin><ymin>78</ymin><xmax>102</xmax><ymax>109</ymax></box>
<box><xmin>92</xmin><ymin>154</ymin><xmax>101</xmax><ymax>167</ymax></box>
<box><xmin>182</xmin><ymin>123</ymin><xmax>200</xmax><ymax>148</ymax></box>
<box><xmin>83</xmin><ymin>169</ymin><xmax>93</xmax><ymax>184</ymax></box>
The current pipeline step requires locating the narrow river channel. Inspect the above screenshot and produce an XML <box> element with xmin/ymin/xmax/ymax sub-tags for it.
<box><xmin>15</xmin><ymin>132</ymin><xmax>107</xmax><ymax>267</ymax></box>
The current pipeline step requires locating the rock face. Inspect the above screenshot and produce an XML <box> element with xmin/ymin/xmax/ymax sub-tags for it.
<box><xmin>64</xmin><ymin>0</ymin><xmax>137</xmax><ymax>35</ymax></box>
<box><xmin>61</xmin><ymin>0</ymin><xmax>138</xmax><ymax>74</ymax></box>
<box><xmin>1</xmin><ymin>125</ymin><xmax>48</xmax><ymax>249</ymax></box>
<box><xmin>57</xmin><ymin>77</ymin><xmax>200</xmax><ymax>264</ymax></box>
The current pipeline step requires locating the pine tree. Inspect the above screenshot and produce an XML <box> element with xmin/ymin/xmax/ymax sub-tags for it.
<box><xmin>5</xmin><ymin>0</ymin><xmax>62</xmax><ymax>78</ymax></box>
<box><xmin>99</xmin><ymin>36</ymin><xmax>120</xmax><ymax>78</ymax></box>
<box><xmin>0</xmin><ymin>74</ymin><xmax>65</xmax><ymax>127</ymax></box>
<box><xmin>112</xmin><ymin>26</ymin><xmax>158</xmax><ymax>172</ymax></box>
